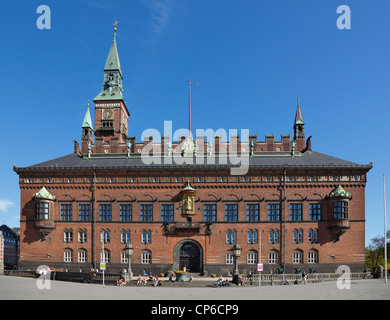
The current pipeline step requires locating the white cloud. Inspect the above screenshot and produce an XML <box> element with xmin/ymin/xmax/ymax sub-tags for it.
<box><xmin>0</xmin><ymin>199</ymin><xmax>14</xmax><ymax>212</ymax></box>
<box><xmin>144</xmin><ymin>0</ymin><xmax>172</xmax><ymax>37</ymax></box>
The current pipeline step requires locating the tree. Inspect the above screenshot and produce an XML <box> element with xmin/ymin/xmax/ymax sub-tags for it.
<box><xmin>365</xmin><ymin>230</ymin><xmax>390</xmax><ymax>271</ymax></box>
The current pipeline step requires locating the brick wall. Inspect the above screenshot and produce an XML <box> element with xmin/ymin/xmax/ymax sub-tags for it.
<box><xmin>17</xmin><ymin>170</ymin><xmax>367</xmax><ymax>274</ymax></box>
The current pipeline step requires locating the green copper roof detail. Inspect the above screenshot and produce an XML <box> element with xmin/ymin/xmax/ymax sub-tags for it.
<box><xmin>104</xmin><ymin>34</ymin><xmax>122</xmax><ymax>74</ymax></box>
<box><xmin>327</xmin><ymin>185</ymin><xmax>351</xmax><ymax>199</ymax></box>
<box><xmin>33</xmin><ymin>187</ymin><xmax>56</xmax><ymax>201</ymax></box>
<box><xmin>82</xmin><ymin>106</ymin><xmax>93</xmax><ymax>129</ymax></box>
<box><xmin>294</xmin><ymin>103</ymin><xmax>305</xmax><ymax>125</ymax></box>
<box><xmin>94</xmin><ymin>32</ymin><xmax>124</xmax><ymax>102</ymax></box>
<box><xmin>182</xmin><ymin>182</ymin><xmax>195</xmax><ymax>192</ymax></box>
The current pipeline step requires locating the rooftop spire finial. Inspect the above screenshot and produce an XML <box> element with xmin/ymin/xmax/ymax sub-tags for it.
<box><xmin>113</xmin><ymin>20</ymin><xmax>118</xmax><ymax>38</ymax></box>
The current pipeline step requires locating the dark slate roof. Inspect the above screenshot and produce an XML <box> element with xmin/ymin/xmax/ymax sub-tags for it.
<box><xmin>14</xmin><ymin>150</ymin><xmax>372</xmax><ymax>173</ymax></box>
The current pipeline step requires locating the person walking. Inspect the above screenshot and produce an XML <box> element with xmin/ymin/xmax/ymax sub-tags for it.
<box><xmin>301</xmin><ymin>271</ymin><xmax>307</xmax><ymax>285</ymax></box>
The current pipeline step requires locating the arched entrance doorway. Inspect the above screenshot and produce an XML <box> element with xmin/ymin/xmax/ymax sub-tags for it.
<box><xmin>173</xmin><ymin>239</ymin><xmax>203</xmax><ymax>274</ymax></box>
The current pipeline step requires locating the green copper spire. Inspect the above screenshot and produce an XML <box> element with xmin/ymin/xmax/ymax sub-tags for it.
<box><xmin>82</xmin><ymin>102</ymin><xmax>93</xmax><ymax>129</ymax></box>
<box><xmin>294</xmin><ymin>97</ymin><xmax>305</xmax><ymax>125</ymax></box>
<box><xmin>104</xmin><ymin>32</ymin><xmax>122</xmax><ymax>75</ymax></box>
<box><xmin>94</xmin><ymin>27</ymin><xmax>124</xmax><ymax>101</ymax></box>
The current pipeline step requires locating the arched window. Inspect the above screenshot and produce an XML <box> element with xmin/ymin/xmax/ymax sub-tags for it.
<box><xmin>101</xmin><ymin>249</ymin><xmax>110</xmax><ymax>263</ymax></box>
<box><xmin>142</xmin><ymin>250</ymin><xmax>152</xmax><ymax>264</ymax></box>
<box><xmin>308</xmin><ymin>250</ymin><xmax>318</xmax><ymax>264</ymax></box>
<box><xmin>64</xmin><ymin>248</ymin><xmax>73</xmax><ymax>262</ymax></box>
<box><xmin>226</xmin><ymin>252</ymin><xmax>234</xmax><ymax>264</ymax></box>
<box><xmin>292</xmin><ymin>250</ymin><xmax>303</xmax><ymax>264</ymax></box>
<box><xmin>247</xmin><ymin>250</ymin><xmax>258</xmax><ymax>264</ymax></box>
<box><xmin>78</xmin><ymin>249</ymin><xmax>88</xmax><ymax>263</ymax></box>
<box><xmin>268</xmin><ymin>250</ymin><xmax>279</xmax><ymax>264</ymax></box>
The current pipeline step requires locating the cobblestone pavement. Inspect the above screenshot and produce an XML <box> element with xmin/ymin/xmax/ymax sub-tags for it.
<box><xmin>0</xmin><ymin>275</ymin><xmax>389</xmax><ymax>300</ymax></box>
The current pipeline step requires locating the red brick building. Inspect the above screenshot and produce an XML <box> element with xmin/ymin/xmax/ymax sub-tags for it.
<box><xmin>14</xmin><ymin>31</ymin><xmax>372</xmax><ymax>275</ymax></box>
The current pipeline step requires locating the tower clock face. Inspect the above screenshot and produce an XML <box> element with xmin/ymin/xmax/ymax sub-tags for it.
<box><xmin>102</xmin><ymin>109</ymin><xmax>114</xmax><ymax>120</ymax></box>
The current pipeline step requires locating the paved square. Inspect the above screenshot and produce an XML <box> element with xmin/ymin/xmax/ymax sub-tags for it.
<box><xmin>0</xmin><ymin>276</ymin><xmax>389</xmax><ymax>300</ymax></box>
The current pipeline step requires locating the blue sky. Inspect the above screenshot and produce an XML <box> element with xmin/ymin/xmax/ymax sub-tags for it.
<box><xmin>0</xmin><ymin>0</ymin><xmax>389</xmax><ymax>245</ymax></box>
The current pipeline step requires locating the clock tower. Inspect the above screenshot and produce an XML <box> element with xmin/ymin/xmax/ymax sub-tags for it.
<box><xmin>85</xmin><ymin>28</ymin><xmax>130</xmax><ymax>154</ymax></box>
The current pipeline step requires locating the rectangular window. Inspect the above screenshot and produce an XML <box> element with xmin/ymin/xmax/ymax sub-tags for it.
<box><xmin>140</xmin><ymin>204</ymin><xmax>153</xmax><ymax>222</ymax></box>
<box><xmin>101</xmin><ymin>230</ymin><xmax>110</xmax><ymax>243</ymax></box>
<box><xmin>226</xmin><ymin>231</ymin><xmax>237</xmax><ymax>244</ymax></box>
<box><xmin>333</xmin><ymin>201</ymin><xmax>348</xmax><ymax>219</ymax></box>
<box><xmin>267</xmin><ymin>203</ymin><xmax>280</xmax><ymax>221</ymax></box>
<box><xmin>78</xmin><ymin>230</ymin><xmax>87</xmax><ymax>243</ymax></box>
<box><xmin>248</xmin><ymin>230</ymin><xmax>258</xmax><ymax>244</ymax></box>
<box><xmin>309</xmin><ymin>203</ymin><xmax>322</xmax><ymax>221</ymax></box>
<box><xmin>78</xmin><ymin>204</ymin><xmax>91</xmax><ymax>221</ymax></box>
<box><xmin>64</xmin><ymin>230</ymin><xmax>73</xmax><ymax>243</ymax></box>
<box><xmin>161</xmin><ymin>204</ymin><xmax>174</xmax><ymax>222</ymax></box>
<box><xmin>142</xmin><ymin>231</ymin><xmax>151</xmax><ymax>244</ymax></box>
<box><xmin>225</xmin><ymin>204</ymin><xmax>238</xmax><ymax>222</ymax></box>
<box><xmin>289</xmin><ymin>203</ymin><xmax>302</xmax><ymax>221</ymax></box>
<box><xmin>203</xmin><ymin>204</ymin><xmax>217</xmax><ymax>222</ymax></box>
<box><xmin>36</xmin><ymin>202</ymin><xmax>49</xmax><ymax>220</ymax></box>
<box><xmin>246</xmin><ymin>204</ymin><xmax>259</xmax><ymax>221</ymax></box>
<box><xmin>121</xmin><ymin>231</ymin><xmax>131</xmax><ymax>244</ymax></box>
<box><xmin>269</xmin><ymin>230</ymin><xmax>279</xmax><ymax>244</ymax></box>
<box><xmin>99</xmin><ymin>204</ymin><xmax>112</xmax><ymax>221</ymax></box>
<box><xmin>120</xmin><ymin>204</ymin><xmax>132</xmax><ymax>222</ymax></box>
<box><xmin>308</xmin><ymin>230</ymin><xmax>318</xmax><ymax>243</ymax></box>
<box><xmin>61</xmin><ymin>204</ymin><xmax>73</xmax><ymax>221</ymax></box>
<box><xmin>293</xmin><ymin>230</ymin><xmax>303</xmax><ymax>243</ymax></box>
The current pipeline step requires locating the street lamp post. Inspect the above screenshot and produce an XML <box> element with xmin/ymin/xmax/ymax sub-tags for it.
<box><xmin>229</xmin><ymin>244</ymin><xmax>241</xmax><ymax>284</ymax></box>
<box><xmin>124</xmin><ymin>242</ymin><xmax>133</xmax><ymax>282</ymax></box>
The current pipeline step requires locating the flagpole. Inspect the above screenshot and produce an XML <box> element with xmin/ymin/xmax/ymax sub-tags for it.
<box><xmin>188</xmin><ymin>80</ymin><xmax>192</xmax><ymax>137</ymax></box>
<box><xmin>384</xmin><ymin>174</ymin><xmax>387</xmax><ymax>283</ymax></box>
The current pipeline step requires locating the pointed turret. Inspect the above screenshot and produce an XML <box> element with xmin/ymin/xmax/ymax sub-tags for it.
<box><xmin>104</xmin><ymin>32</ymin><xmax>122</xmax><ymax>75</ymax></box>
<box><xmin>82</xmin><ymin>104</ymin><xmax>93</xmax><ymax>129</ymax></box>
<box><xmin>94</xmin><ymin>29</ymin><xmax>124</xmax><ymax>102</ymax></box>
<box><xmin>293</xmin><ymin>97</ymin><xmax>305</xmax><ymax>152</ymax></box>
<box><xmin>81</xmin><ymin>103</ymin><xmax>93</xmax><ymax>154</ymax></box>
<box><xmin>294</xmin><ymin>99</ymin><xmax>304</xmax><ymax>126</ymax></box>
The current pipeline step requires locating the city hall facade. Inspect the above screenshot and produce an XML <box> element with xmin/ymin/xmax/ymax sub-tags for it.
<box><xmin>14</xmin><ymin>31</ymin><xmax>372</xmax><ymax>275</ymax></box>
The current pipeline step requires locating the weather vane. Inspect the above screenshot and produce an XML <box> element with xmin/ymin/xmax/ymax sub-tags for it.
<box><xmin>113</xmin><ymin>20</ymin><xmax>119</xmax><ymax>33</ymax></box>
